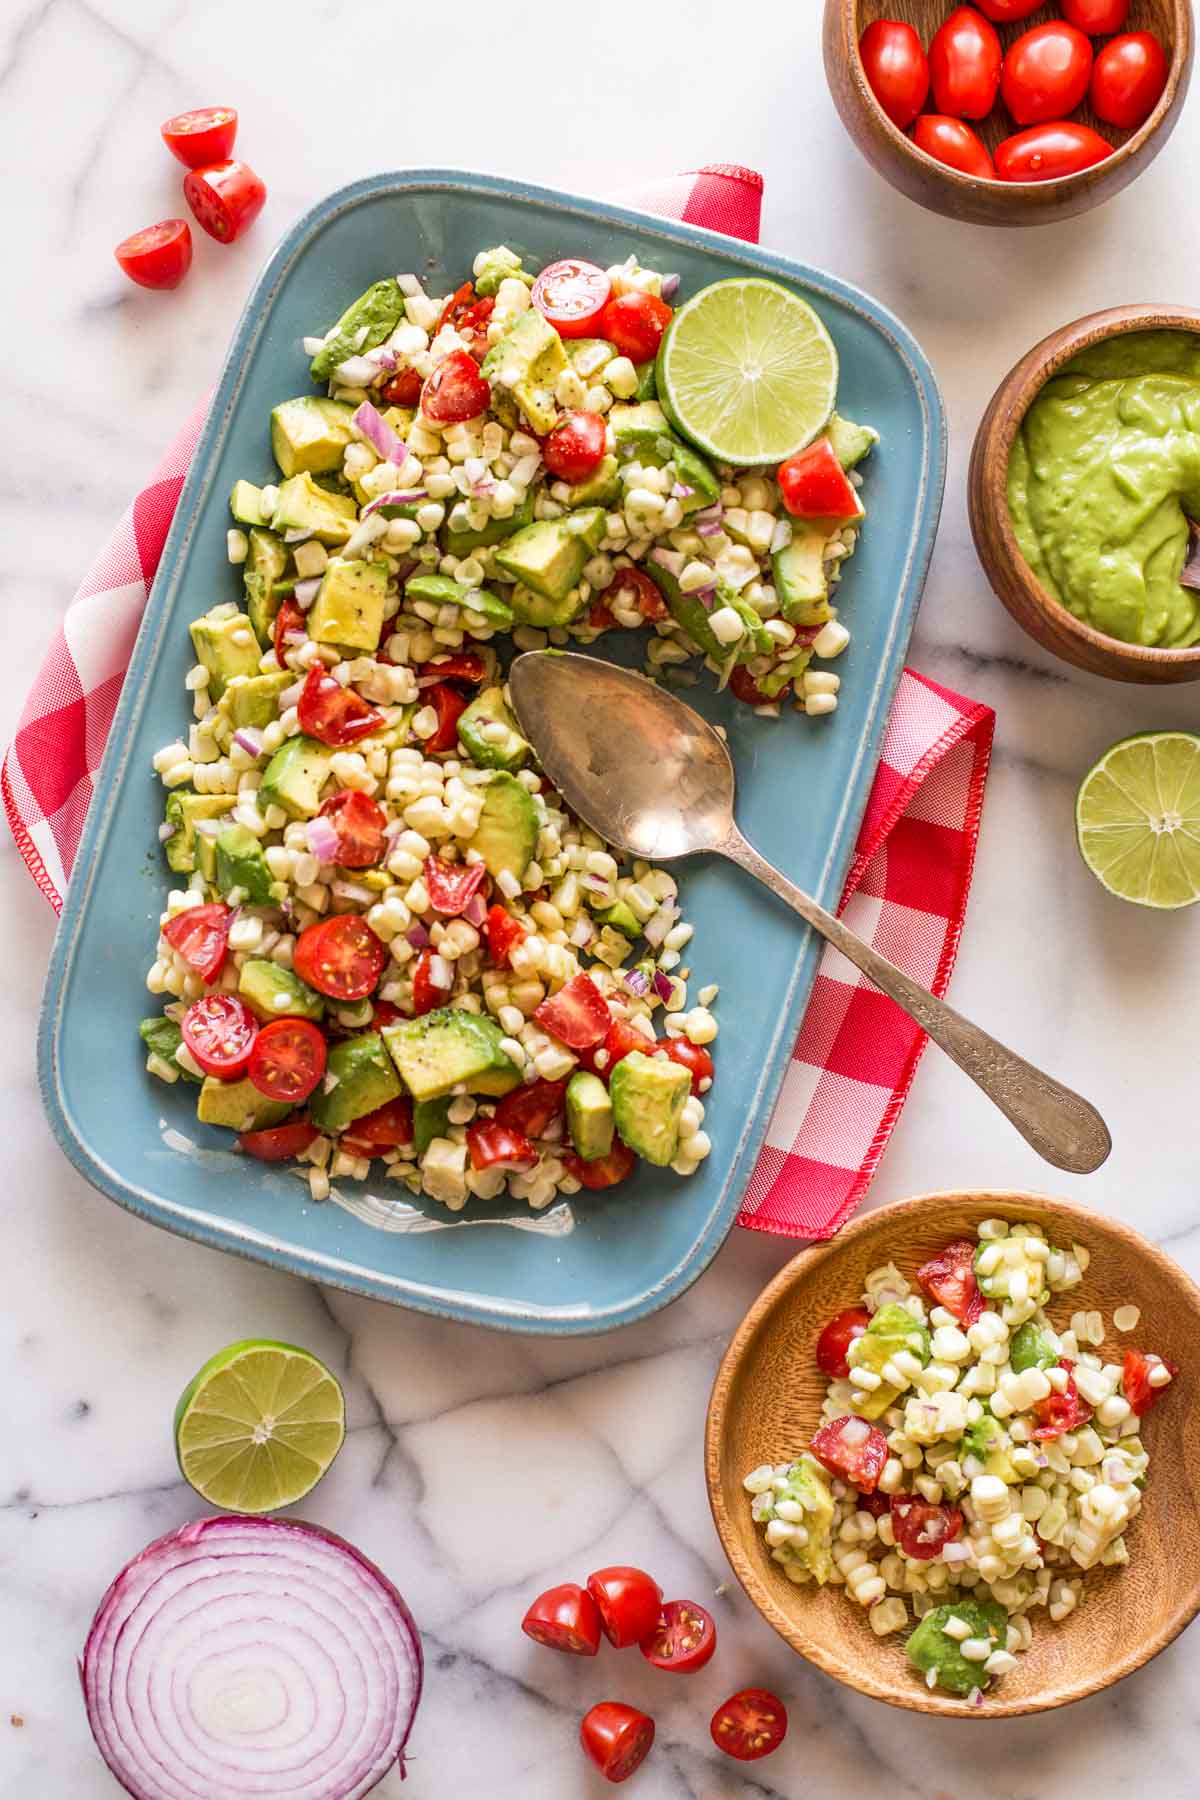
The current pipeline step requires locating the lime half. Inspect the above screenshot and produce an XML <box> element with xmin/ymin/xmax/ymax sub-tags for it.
<box><xmin>174</xmin><ymin>1338</ymin><xmax>346</xmax><ymax>1513</ymax></box>
<box><xmin>656</xmin><ymin>277</ymin><xmax>838</xmax><ymax>466</ymax></box>
<box><xmin>1076</xmin><ymin>731</ymin><xmax>1200</xmax><ymax>908</ymax></box>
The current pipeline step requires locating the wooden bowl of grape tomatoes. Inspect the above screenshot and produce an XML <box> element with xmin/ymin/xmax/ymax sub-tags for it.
<box><xmin>823</xmin><ymin>0</ymin><xmax>1192</xmax><ymax>225</ymax></box>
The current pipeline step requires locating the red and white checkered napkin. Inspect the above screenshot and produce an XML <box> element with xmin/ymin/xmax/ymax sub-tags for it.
<box><xmin>3</xmin><ymin>165</ymin><xmax>994</xmax><ymax>1239</ymax></box>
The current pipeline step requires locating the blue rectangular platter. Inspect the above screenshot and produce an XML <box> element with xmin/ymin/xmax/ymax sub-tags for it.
<box><xmin>38</xmin><ymin>171</ymin><xmax>945</xmax><ymax>1335</ymax></box>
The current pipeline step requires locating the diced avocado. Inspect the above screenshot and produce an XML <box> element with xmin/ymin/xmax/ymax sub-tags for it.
<box><xmin>197</xmin><ymin>1076</ymin><xmax>291</xmax><ymax>1133</ymax></box>
<box><xmin>959</xmin><ymin>1408</ymin><xmax>1017</xmax><ymax>1483</ymax></box>
<box><xmin>308</xmin><ymin>1033</ymin><xmax>402</xmax><ymax>1133</ymax></box>
<box><xmin>271</xmin><ymin>474</ymin><xmax>358</xmax><ymax>546</ymax></box>
<box><xmin>405</xmin><ymin>574</ymin><xmax>514</xmax><ymax>630</ymax></box>
<box><xmin>494</xmin><ymin>508</ymin><xmax>605</xmax><ymax>605</ymax></box>
<box><xmin>189</xmin><ymin>609</ymin><xmax>262</xmax><ymax>700</ymax></box>
<box><xmin>564</xmin><ymin>336</ymin><xmax>616</xmax><ymax>370</ymax></box>
<box><xmin>848</xmin><ymin>1302</ymin><xmax>932</xmax><ymax>1420</ymax></box>
<box><xmin>381</xmin><ymin>404</ymin><xmax>415</xmax><ymax>440</ymax></box>
<box><xmin>214</xmin><ymin>823</ymin><xmax>273</xmax><ymax>904</ymax></box>
<box><xmin>473</xmin><ymin>245</ymin><xmax>532</xmax><ymax>297</ymax></box>
<box><xmin>751</xmin><ymin>1455</ymin><xmax>835</xmax><ymax>1584</ymax></box>
<box><xmin>242</xmin><ymin>527</ymin><xmax>289</xmax><ymax>647</ymax></box>
<box><xmin>773</xmin><ymin>528</ymin><xmax>832</xmax><ymax>627</ymax></box>
<box><xmin>270</xmin><ymin>397</ymin><xmax>356</xmax><ymax>478</ymax></box>
<box><xmin>310</xmin><ymin>278</ymin><xmax>406</xmax><ymax>382</ymax></box>
<box><xmin>566</xmin><ymin>454</ymin><xmax>620</xmax><ymax>508</ymax></box>
<box><xmin>219</xmin><ymin>671</ymin><xmax>292</xmax><ymax>732</ymax></box>
<box><xmin>828</xmin><ymin>413</ymin><xmax>879</xmax><ymax>470</ymax></box>
<box><xmin>609</xmin><ymin>1050</ymin><xmax>690</xmax><ymax>1168</ymax></box>
<box><xmin>594</xmin><ymin>899</ymin><xmax>641</xmax><ymax>938</ymax></box>
<box><xmin>230</xmin><ymin>480</ymin><xmax>266</xmax><ymax>528</ymax></box>
<box><xmin>139</xmin><ymin>1015</ymin><xmax>202</xmax><ymax>1083</ymax></box>
<box><xmin>382</xmin><ymin>1008</ymin><xmax>521</xmax><ymax>1103</ymax></box>
<box><xmin>610</xmin><ymin>399</ymin><xmax>671</xmax><ymax>444</ymax></box>
<box><xmin>457</xmin><ymin>687</ymin><xmax>530</xmax><ymax>772</ymax></box>
<box><xmin>413</xmin><ymin>1095</ymin><xmax>452</xmax><ymax>1156</ymax></box>
<box><xmin>162</xmin><ymin>791</ymin><xmax>238</xmax><ymax>873</ymax></box>
<box><xmin>644</xmin><ymin>564</ymin><xmax>770</xmax><ymax>666</ymax></box>
<box><xmin>481</xmin><ymin>311</ymin><xmax>566</xmax><ymax>435</ymax></box>
<box><xmin>238</xmin><ymin>959</ymin><xmax>325</xmax><ymax>1024</ymax></box>
<box><xmin>566</xmin><ymin>1070</ymin><xmax>614</xmax><ymax>1161</ymax></box>
<box><xmin>469</xmin><ymin>772</ymin><xmax>538</xmax><ymax>882</ymax></box>
<box><xmin>609</xmin><ymin>401</ymin><xmax>720</xmax><ymax>516</ymax></box>
<box><xmin>259</xmin><ymin>734</ymin><xmax>334</xmax><ymax>820</ymax></box>
<box><xmin>1010</xmin><ymin>1321</ymin><xmax>1058</xmax><ymax>1373</ymax></box>
<box><xmin>196</xmin><ymin>831</ymin><xmax>219</xmax><ymax>887</ymax></box>
<box><xmin>634</xmin><ymin>360</ymin><xmax>657</xmax><ymax>401</ymax></box>
<box><xmin>507</xmin><ymin>583</ymin><xmax>583</xmax><ymax>629</ymax></box>
<box><xmin>442</xmin><ymin>491</ymin><xmax>534</xmax><ymax>558</ymax></box>
<box><xmin>307</xmin><ymin>557</ymin><xmax>388</xmax><ymax>653</ymax></box>
<box><xmin>906</xmin><ymin>1600</ymin><xmax>1007</xmax><ymax>1698</ymax></box>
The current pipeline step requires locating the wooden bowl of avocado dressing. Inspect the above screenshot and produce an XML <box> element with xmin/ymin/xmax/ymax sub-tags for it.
<box><xmin>970</xmin><ymin>305</ymin><xmax>1200</xmax><ymax>684</ymax></box>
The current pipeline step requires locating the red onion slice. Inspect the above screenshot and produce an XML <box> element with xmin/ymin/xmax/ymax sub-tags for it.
<box><xmin>305</xmin><ymin>816</ymin><xmax>341</xmax><ymax>865</ymax></box>
<box><xmin>351</xmin><ymin>400</ymin><xmax>407</xmax><ymax>465</ymax></box>
<box><xmin>80</xmin><ymin>1515</ymin><xmax>422</xmax><ymax>1800</ymax></box>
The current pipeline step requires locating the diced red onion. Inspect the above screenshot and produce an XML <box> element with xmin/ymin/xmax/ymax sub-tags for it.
<box><xmin>193</xmin><ymin>817</ymin><xmax>224</xmax><ymax>839</ymax></box>
<box><xmin>623</xmin><ymin>967</ymin><xmax>651</xmax><ymax>997</ymax></box>
<box><xmin>333</xmin><ymin>354</ymin><xmax>381</xmax><ymax>386</ymax></box>
<box><xmin>232</xmin><ymin>727</ymin><xmax>264</xmax><ymax>758</ymax></box>
<box><xmin>80</xmin><ymin>1514</ymin><xmax>422</xmax><ymax>1800</ymax></box>
<box><xmin>661</xmin><ymin>273</ymin><xmax>681</xmax><ymax>300</ymax></box>
<box><xmin>284</xmin><ymin>526</ymin><xmax>312</xmax><ymax>543</ymax></box>
<box><xmin>652</xmin><ymin>969</ymin><xmax>674</xmax><ymax>1002</ymax></box>
<box><xmin>582</xmin><ymin>873</ymin><xmax>610</xmax><ymax>893</ymax></box>
<box><xmin>694</xmin><ymin>583</ymin><xmax>718</xmax><ymax>608</ymax></box>
<box><xmin>1183</xmin><ymin>519</ymin><xmax>1200</xmax><ymax>592</ymax></box>
<box><xmin>302</xmin><ymin>334</ymin><xmax>328</xmax><ymax>356</ymax></box>
<box><xmin>570</xmin><ymin>916</ymin><xmax>594</xmax><ymax>948</ymax></box>
<box><xmin>332</xmin><ymin>879</ymin><xmax>375</xmax><ymax>905</ymax></box>
<box><xmin>428</xmin><ymin>953</ymin><xmax>452</xmax><ymax>989</ymax></box>
<box><xmin>406</xmin><ymin>923</ymin><xmax>430</xmax><ymax>949</ymax></box>
<box><xmin>770</xmin><ymin>518</ymin><xmax>793</xmax><ymax>555</ymax></box>
<box><xmin>157</xmin><ymin>821</ymin><xmax>174</xmax><ymax>843</ymax></box>
<box><xmin>672</xmin><ymin>483</ymin><xmax>694</xmax><ymax>499</ymax></box>
<box><xmin>353</xmin><ymin>400</ymin><xmax>407</xmax><ymax>464</ymax></box>
<box><xmin>361</xmin><ymin>490</ymin><xmax>428</xmax><ymax>520</ymax></box>
<box><xmin>649</xmin><ymin>547</ymin><xmax>684</xmax><ymax>578</ymax></box>
<box><xmin>294</xmin><ymin>576</ymin><xmax>322</xmax><ymax>609</ymax></box>
<box><xmin>472</xmin><ymin>479</ymin><xmax>495</xmax><ymax>497</ymax></box>
<box><xmin>464</xmin><ymin>891</ymin><xmax>487</xmax><ymax>927</ymax></box>
<box><xmin>693</xmin><ymin>503</ymin><xmax>723</xmax><ymax>524</ymax></box>
<box><xmin>642</xmin><ymin>901</ymin><xmax>678</xmax><ymax>949</ymax></box>
<box><xmin>372</xmin><ymin>347</ymin><xmax>399</xmax><ymax>372</ymax></box>
<box><xmin>343</xmin><ymin>515</ymin><xmax>389</xmax><ymax>560</ymax></box>
<box><xmin>305</xmin><ymin>816</ymin><xmax>341</xmax><ymax>864</ymax></box>
<box><xmin>696</xmin><ymin>521</ymin><xmax>724</xmax><ymax>539</ymax></box>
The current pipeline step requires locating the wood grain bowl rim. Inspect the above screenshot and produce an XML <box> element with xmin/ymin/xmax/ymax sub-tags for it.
<box><xmin>971</xmin><ymin>303</ymin><xmax>1200</xmax><ymax>674</ymax></box>
<box><xmin>705</xmin><ymin>1189</ymin><xmax>1200</xmax><ymax>1716</ymax></box>
<box><xmin>833</xmin><ymin>0</ymin><xmax>1194</xmax><ymax>200</ymax></box>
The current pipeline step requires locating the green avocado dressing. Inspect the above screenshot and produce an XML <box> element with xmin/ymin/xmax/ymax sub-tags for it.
<box><xmin>1007</xmin><ymin>331</ymin><xmax>1200</xmax><ymax>648</ymax></box>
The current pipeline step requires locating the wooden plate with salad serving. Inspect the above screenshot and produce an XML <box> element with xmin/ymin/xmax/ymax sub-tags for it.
<box><xmin>706</xmin><ymin>1190</ymin><xmax>1200</xmax><ymax>1714</ymax></box>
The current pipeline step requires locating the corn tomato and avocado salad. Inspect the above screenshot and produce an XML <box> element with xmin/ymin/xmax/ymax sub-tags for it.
<box><xmin>744</xmin><ymin>1219</ymin><xmax>1177</xmax><ymax>1702</ymax></box>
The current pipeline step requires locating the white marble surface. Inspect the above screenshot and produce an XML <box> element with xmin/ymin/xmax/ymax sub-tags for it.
<box><xmin>5</xmin><ymin>2</ymin><xmax>1200</xmax><ymax>1794</ymax></box>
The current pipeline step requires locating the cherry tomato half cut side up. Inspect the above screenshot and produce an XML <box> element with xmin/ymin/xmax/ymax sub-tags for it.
<box><xmin>710</xmin><ymin>1689</ymin><xmax>787</xmax><ymax>1763</ymax></box>
<box><xmin>533</xmin><ymin>972</ymin><xmax>612</xmax><ymax>1049</ymax></box>
<box><xmin>485</xmin><ymin>904</ymin><xmax>528</xmax><ymax>967</ymax></box>
<box><xmin>423</xmin><ymin>855</ymin><xmax>487</xmax><ymax>917</ymax></box>
<box><xmin>580</xmin><ymin>1703</ymin><xmax>655</xmax><ymax>1785</ymax></box>
<box><xmin>928</xmin><ymin>6</ymin><xmax>1002</xmax><ymax>120</ymax></box>
<box><xmin>522</xmin><ymin>1583</ymin><xmax>602</xmax><ymax>1656</ymax></box>
<box><xmin>531</xmin><ymin>259</ymin><xmax>612</xmax><ymax>338</ymax></box>
<box><xmin>238</xmin><ymin>1120</ymin><xmax>319</xmax><ymax>1162</ymax></box>
<box><xmin>162</xmin><ymin>903</ymin><xmax>232</xmax><ymax>984</ymax></box>
<box><xmin>318</xmin><ymin>789</ymin><xmax>388</xmax><ymax>869</ymax></box>
<box><xmin>160</xmin><ymin>107</ymin><xmax>238</xmax><ymax>167</ymax></box>
<box><xmin>247</xmin><ymin>1018</ymin><xmax>327</xmax><ymax>1105</ymax></box>
<box><xmin>114</xmin><ymin>219</ymin><xmax>193</xmax><ymax>290</ymax></box>
<box><xmin>809</xmin><ymin>1415</ymin><xmax>889</xmax><ymax>1493</ymax></box>
<box><xmin>183</xmin><ymin>160</ymin><xmax>267</xmax><ymax>244</ymax></box>
<box><xmin>293</xmin><ymin>916</ymin><xmax>387</xmax><ymax>1002</ymax></box>
<box><xmin>494</xmin><ymin>1079</ymin><xmax>567</xmax><ymax>1138</ymax></box>
<box><xmin>916</xmin><ymin>1239</ymin><xmax>984</xmax><ymax>1325</ymax></box>
<box><xmin>661</xmin><ymin>1037</ymin><xmax>713</xmax><ymax>1096</ymax></box>
<box><xmin>564</xmin><ymin>1140</ymin><xmax>637</xmax><ymax>1188</ymax></box>
<box><xmin>1032</xmin><ymin>1359</ymin><xmax>1094</xmax><ymax>1439</ymax></box>
<box><xmin>913</xmin><ymin>116</ymin><xmax>995</xmax><ymax>180</ymax></box>
<box><xmin>1122</xmin><ymin>1348</ymin><xmax>1179</xmax><ymax>1416</ymax></box>
<box><xmin>182</xmin><ymin>994</ymin><xmax>258</xmax><ymax>1080</ymax></box>
<box><xmin>1091</xmin><ymin>32</ymin><xmax>1169</xmax><ymax>131</ymax></box>
<box><xmin>1001</xmin><ymin>22</ymin><xmax>1094</xmax><ymax>127</ymax></box>
<box><xmin>890</xmin><ymin>1495</ymin><xmax>964</xmax><ymax>1561</ymax></box>
<box><xmin>858</xmin><ymin>20</ymin><xmax>930</xmax><ymax>130</ymax></box>
<box><xmin>543</xmin><ymin>411</ymin><xmax>608</xmax><ymax>484</ymax></box>
<box><xmin>778</xmin><ymin>438</ymin><xmax>861</xmax><ymax>520</ymax></box>
<box><xmin>815</xmin><ymin>1307</ymin><xmax>871</xmax><ymax>1381</ymax></box>
<box><xmin>466</xmin><ymin>1119</ymin><xmax>539</xmax><ymax>1172</ymax></box>
<box><xmin>639</xmin><ymin>1600</ymin><xmax>716</xmax><ymax>1674</ymax></box>
<box><xmin>1061</xmin><ymin>0</ymin><xmax>1129</xmax><ymax>32</ymax></box>
<box><xmin>994</xmin><ymin>121</ymin><xmax>1112</xmax><ymax>182</ymax></box>
<box><xmin>410</xmin><ymin>947</ymin><xmax>453</xmax><ymax>1016</ymax></box>
<box><xmin>597</xmin><ymin>292</ymin><xmax>673</xmax><ymax>364</ymax></box>
<box><xmin>296</xmin><ymin>663</ymin><xmax>384</xmax><ymax>748</ymax></box>
<box><xmin>273</xmin><ymin>597</ymin><xmax>306</xmax><ymax>663</ymax></box>
<box><xmin>586</xmin><ymin>1566</ymin><xmax>663</xmax><ymax>1648</ymax></box>
<box><xmin>421</xmin><ymin>349</ymin><xmax>491</xmax><ymax>423</ymax></box>
<box><xmin>423</xmin><ymin>681</ymin><xmax>472</xmax><ymax>753</ymax></box>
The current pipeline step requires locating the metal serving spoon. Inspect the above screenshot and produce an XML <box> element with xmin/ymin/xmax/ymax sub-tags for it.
<box><xmin>509</xmin><ymin>652</ymin><xmax>1111</xmax><ymax>1175</ymax></box>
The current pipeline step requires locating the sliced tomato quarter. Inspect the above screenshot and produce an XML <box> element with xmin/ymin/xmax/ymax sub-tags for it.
<box><xmin>161</xmin><ymin>903</ymin><xmax>232</xmax><ymax>984</ymax></box>
<box><xmin>297</xmin><ymin>663</ymin><xmax>384</xmax><ymax>747</ymax></box>
<box><xmin>494</xmin><ymin>1079</ymin><xmax>567</xmax><ymax>1138</ymax></box>
<box><xmin>522</xmin><ymin>1583</ymin><xmax>601</xmax><ymax>1656</ymax></box>
<box><xmin>533</xmin><ymin>972</ymin><xmax>611</xmax><ymax>1049</ymax></box>
<box><xmin>916</xmin><ymin>1239</ymin><xmax>984</xmax><ymax>1325</ymax></box>
<box><xmin>247</xmin><ymin>1018</ymin><xmax>327</xmax><ymax>1105</ymax></box>
<box><xmin>161</xmin><ymin>106</ymin><xmax>238</xmax><ymax>167</ymax></box>
<box><xmin>580</xmin><ymin>1702</ymin><xmax>655</xmax><ymax>1784</ymax></box>
<box><xmin>318</xmin><ymin>789</ymin><xmax>388</xmax><ymax>869</ymax></box>
<box><xmin>809</xmin><ymin>1415</ymin><xmax>889</xmax><ymax>1493</ymax></box>
<box><xmin>424</xmin><ymin>855</ymin><xmax>487</xmax><ymax>917</ymax></box>
<box><xmin>485</xmin><ymin>904</ymin><xmax>528</xmax><ymax>967</ymax></box>
<box><xmin>639</xmin><ymin>1600</ymin><xmax>716</xmax><ymax>1673</ymax></box>
<box><xmin>237</xmin><ymin>1120</ymin><xmax>319</xmax><ymax>1162</ymax></box>
<box><xmin>1122</xmin><ymin>1348</ymin><xmax>1178</xmax><ymax>1416</ymax></box>
<box><xmin>410</xmin><ymin>947</ymin><xmax>453</xmax><ymax>1016</ymax></box>
<box><xmin>466</xmin><ymin>1119</ymin><xmax>538</xmax><ymax>1172</ymax></box>
<box><xmin>890</xmin><ymin>1495</ymin><xmax>963</xmax><ymax>1561</ymax></box>
<box><xmin>815</xmin><ymin>1307</ymin><xmax>871</xmax><ymax>1380</ymax></box>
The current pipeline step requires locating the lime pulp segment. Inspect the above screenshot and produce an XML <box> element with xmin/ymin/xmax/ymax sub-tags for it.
<box><xmin>1075</xmin><ymin>731</ymin><xmax>1200</xmax><ymax>909</ymax></box>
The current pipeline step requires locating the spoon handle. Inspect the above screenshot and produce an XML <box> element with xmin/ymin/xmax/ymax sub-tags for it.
<box><xmin>720</xmin><ymin>830</ymin><xmax>1111</xmax><ymax>1175</ymax></box>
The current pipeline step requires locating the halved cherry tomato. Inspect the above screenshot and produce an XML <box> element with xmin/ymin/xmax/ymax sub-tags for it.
<box><xmin>237</xmin><ymin>1120</ymin><xmax>319</xmax><ymax>1162</ymax></box>
<box><xmin>422</xmin><ymin>651</ymin><xmax>487</xmax><ymax>685</ymax></box>
<box><xmin>810</xmin><ymin>1415</ymin><xmax>889</xmax><ymax>1493</ymax></box>
<box><xmin>160</xmin><ymin>107</ymin><xmax>238</xmax><ymax>167</ymax></box>
<box><xmin>423</xmin><ymin>682</ymin><xmax>471</xmax><ymax>753</ymax></box>
<box><xmin>1061</xmin><ymin>0</ymin><xmax>1129</xmax><ymax>33</ymax></box>
<box><xmin>858</xmin><ymin>1489</ymin><xmax>891</xmax><ymax>1519</ymax></box>
<box><xmin>495</xmin><ymin>1079</ymin><xmax>566</xmax><ymax>1137</ymax></box>
<box><xmin>815</xmin><ymin>1307</ymin><xmax>871</xmax><ymax>1380</ymax></box>
<box><xmin>531</xmin><ymin>259</ymin><xmax>612</xmax><ymax>339</ymax></box>
<box><xmin>410</xmin><ymin>946</ymin><xmax>453</xmax><ymax>1016</ymax></box>
<box><xmin>929</xmin><ymin>6</ymin><xmax>1002</xmax><ymax>119</ymax></box>
<box><xmin>995</xmin><ymin>121</ymin><xmax>1112</xmax><ymax>181</ymax></box>
<box><xmin>421</xmin><ymin>349</ymin><xmax>490</xmax><ymax>423</ymax></box>
<box><xmin>890</xmin><ymin>1495</ymin><xmax>964</xmax><ymax>1561</ymax></box>
<box><xmin>976</xmin><ymin>0</ymin><xmax>1045</xmax><ymax>17</ymax></box>
<box><xmin>578</xmin><ymin>1018</ymin><xmax>645</xmax><ymax>1077</ymax></box>
<box><xmin>381</xmin><ymin>366</ymin><xmax>423</xmax><ymax>407</ymax></box>
<box><xmin>564</xmin><ymin>1140</ymin><xmax>637</xmax><ymax>1188</ymax></box>
<box><xmin>247</xmin><ymin>1018</ymin><xmax>327</xmax><ymax>1105</ymax></box>
<box><xmin>586</xmin><ymin>1566</ymin><xmax>663</xmax><ymax>1648</ymax></box>
<box><xmin>293</xmin><ymin>916</ymin><xmax>387</xmax><ymax>1002</ymax></box>
<box><xmin>913</xmin><ymin>115</ymin><xmax>995</xmax><ymax>179</ymax></box>
<box><xmin>318</xmin><ymin>789</ymin><xmax>388</xmax><ymax>869</ymax></box>
<box><xmin>339</xmin><ymin>1096</ymin><xmax>415</xmax><ymax>1157</ymax></box>
<box><xmin>916</xmin><ymin>1239</ymin><xmax>984</xmax><ymax>1325</ymax></box>
<box><xmin>597</xmin><ymin>292</ymin><xmax>673</xmax><ymax>364</ymax></box>
<box><xmin>466</xmin><ymin>1119</ymin><xmax>539</xmax><ymax>1172</ymax></box>
<box><xmin>370</xmin><ymin>999</ymin><xmax>405</xmax><ymax>1030</ymax></box>
<box><xmin>534</xmin><ymin>972</ymin><xmax>611</xmax><ymax>1049</ymax></box>
<box><xmin>1031</xmin><ymin>1359</ymin><xmax>1094</xmax><ymax>1439</ymax></box>
<box><xmin>600</xmin><ymin>565</ymin><xmax>667</xmax><ymax>622</ymax></box>
<box><xmin>661</xmin><ymin>1038</ymin><xmax>713</xmax><ymax>1096</ymax></box>
<box><xmin>424</xmin><ymin>854</ymin><xmax>487</xmax><ymax>917</ymax></box>
<box><xmin>710</xmin><ymin>1689</ymin><xmax>787</xmax><ymax>1763</ymax></box>
<box><xmin>273</xmin><ymin>597</ymin><xmax>306</xmax><ymax>663</ymax></box>
<box><xmin>296</xmin><ymin>662</ymin><xmax>384</xmax><ymax>747</ymax></box>
<box><xmin>437</xmin><ymin>281</ymin><xmax>476</xmax><ymax>332</ymax></box>
<box><xmin>1091</xmin><ymin>31</ymin><xmax>1169</xmax><ymax>130</ymax></box>
<box><xmin>1122</xmin><ymin>1348</ymin><xmax>1179</xmax><ymax>1416</ymax></box>
<box><xmin>485</xmin><ymin>904</ymin><xmax>528</xmax><ymax>968</ymax></box>
<box><xmin>858</xmin><ymin>19</ymin><xmax>930</xmax><ymax>129</ymax></box>
<box><xmin>183</xmin><ymin>160</ymin><xmax>266</xmax><ymax>244</ymax></box>
<box><xmin>778</xmin><ymin>438</ymin><xmax>861</xmax><ymax>520</ymax></box>
<box><xmin>162</xmin><ymin>903</ymin><xmax>232</xmax><ymax>984</ymax></box>
<box><xmin>114</xmin><ymin>219</ymin><xmax>193</xmax><ymax>290</ymax></box>
<box><xmin>522</xmin><ymin>1583</ymin><xmax>602</xmax><ymax>1656</ymax></box>
<box><xmin>1002</xmin><ymin>22</ymin><xmax>1093</xmax><ymax>127</ymax></box>
<box><xmin>580</xmin><ymin>1702</ymin><xmax>654</xmax><ymax>1785</ymax></box>
<box><xmin>543</xmin><ymin>410</ymin><xmax>608</xmax><ymax>484</ymax></box>
<box><xmin>182</xmin><ymin>993</ymin><xmax>258</xmax><ymax>1079</ymax></box>
<box><xmin>588</xmin><ymin>599</ymin><xmax>616</xmax><ymax>631</ymax></box>
<box><xmin>728</xmin><ymin>666</ymin><xmax>779</xmax><ymax>707</ymax></box>
<box><xmin>639</xmin><ymin>1600</ymin><xmax>716</xmax><ymax>1674</ymax></box>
